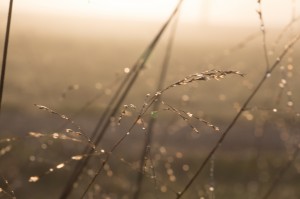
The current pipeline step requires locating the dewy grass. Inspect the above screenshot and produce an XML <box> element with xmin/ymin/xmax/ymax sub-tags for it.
<box><xmin>59</xmin><ymin>1</ymin><xmax>185</xmax><ymax>198</ymax></box>
<box><xmin>0</xmin><ymin>175</ymin><xmax>15</xmax><ymax>199</ymax></box>
<box><xmin>133</xmin><ymin>12</ymin><xmax>180</xmax><ymax>199</ymax></box>
<box><xmin>80</xmin><ymin>70</ymin><xmax>243</xmax><ymax>198</ymax></box>
<box><xmin>1</xmin><ymin>1</ymin><xmax>300</xmax><ymax>199</ymax></box>
<box><xmin>175</xmin><ymin>34</ymin><xmax>300</xmax><ymax>199</ymax></box>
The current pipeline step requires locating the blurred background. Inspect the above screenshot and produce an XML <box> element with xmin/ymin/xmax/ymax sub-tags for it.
<box><xmin>0</xmin><ymin>0</ymin><xmax>300</xmax><ymax>198</ymax></box>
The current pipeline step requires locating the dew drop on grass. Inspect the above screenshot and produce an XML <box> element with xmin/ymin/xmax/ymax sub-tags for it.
<box><xmin>193</xmin><ymin>127</ymin><xmax>199</xmax><ymax>133</ymax></box>
<box><xmin>209</xmin><ymin>186</ymin><xmax>215</xmax><ymax>192</ymax></box>
<box><xmin>160</xmin><ymin>185</ymin><xmax>167</xmax><ymax>193</ymax></box>
<box><xmin>124</xmin><ymin>67</ymin><xmax>130</xmax><ymax>73</ymax></box>
<box><xmin>29</xmin><ymin>155</ymin><xmax>36</xmax><ymax>162</ymax></box>
<box><xmin>287</xmin><ymin>101</ymin><xmax>293</xmax><ymax>106</ymax></box>
<box><xmin>182</xmin><ymin>164</ymin><xmax>190</xmax><ymax>172</ymax></box>
<box><xmin>72</xmin><ymin>155</ymin><xmax>83</xmax><ymax>160</ymax></box>
<box><xmin>181</xmin><ymin>94</ymin><xmax>189</xmax><ymax>102</ymax></box>
<box><xmin>266</xmin><ymin>73</ymin><xmax>271</xmax><ymax>78</ymax></box>
<box><xmin>52</xmin><ymin>133</ymin><xmax>59</xmax><ymax>139</ymax></box>
<box><xmin>29</xmin><ymin>176</ymin><xmax>39</xmax><ymax>182</ymax></box>
<box><xmin>29</xmin><ymin>132</ymin><xmax>44</xmax><ymax>138</ymax></box>
<box><xmin>287</xmin><ymin>64</ymin><xmax>293</xmax><ymax>70</ymax></box>
<box><xmin>187</xmin><ymin>112</ymin><xmax>193</xmax><ymax>117</ymax></box>
<box><xmin>41</xmin><ymin>144</ymin><xmax>47</xmax><ymax>149</ymax></box>
<box><xmin>56</xmin><ymin>163</ymin><xmax>65</xmax><ymax>169</ymax></box>
<box><xmin>101</xmin><ymin>149</ymin><xmax>105</xmax><ymax>153</ymax></box>
<box><xmin>0</xmin><ymin>188</ymin><xmax>2</xmax><ymax>192</ymax></box>
<box><xmin>273</xmin><ymin>108</ymin><xmax>277</xmax><ymax>113</ymax></box>
<box><xmin>169</xmin><ymin>175</ymin><xmax>176</xmax><ymax>182</ymax></box>
<box><xmin>159</xmin><ymin>146</ymin><xmax>166</xmax><ymax>154</ymax></box>
<box><xmin>126</xmin><ymin>132</ymin><xmax>130</xmax><ymax>135</ymax></box>
<box><xmin>175</xmin><ymin>152</ymin><xmax>183</xmax><ymax>158</ymax></box>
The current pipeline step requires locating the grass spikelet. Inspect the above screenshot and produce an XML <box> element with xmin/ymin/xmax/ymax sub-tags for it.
<box><xmin>162</xmin><ymin>101</ymin><xmax>219</xmax><ymax>132</ymax></box>
<box><xmin>161</xmin><ymin>70</ymin><xmax>244</xmax><ymax>93</ymax></box>
<box><xmin>33</xmin><ymin>104</ymin><xmax>96</xmax><ymax>150</ymax></box>
<box><xmin>0</xmin><ymin>175</ymin><xmax>15</xmax><ymax>198</ymax></box>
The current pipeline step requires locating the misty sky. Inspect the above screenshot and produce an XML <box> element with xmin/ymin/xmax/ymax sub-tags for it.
<box><xmin>0</xmin><ymin>0</ymin><xmax>299</xmax><ymax>27</ymax></box>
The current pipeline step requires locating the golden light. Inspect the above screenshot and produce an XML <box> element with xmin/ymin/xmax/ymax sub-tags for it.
<box><xmin>14</xmin><ymin>0</ymin><xmax>202</xmax><ymax>23</ymax></box>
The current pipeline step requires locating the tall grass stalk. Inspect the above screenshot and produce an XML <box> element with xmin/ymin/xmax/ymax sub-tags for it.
<box><xmin>257</xmin><ymin>0</ymin><xmax>270</xmax><ymax>72</ymax></box>
<box><xmin>132</xmin><ymin>12</ymin><xmax>180</xmax><ymax>199</ymax></box>
<box><xmin>79</xmin><ymin>70</ymin><xmax>242</xmax><ymax>199</ymax></box>
<box><xmin>59</xmin><ymin>1</ymin><xmax>184</xmax><ymax>198</ymax></box>
<box><xmin>175</xmin><ymin>34</ymin><xmax>300</xmax><ymax>199</ymax></box>
<box><xmin>0</xmin><ymin>0</ymin><xmax>14</xmax><ymax>112</ymax></box>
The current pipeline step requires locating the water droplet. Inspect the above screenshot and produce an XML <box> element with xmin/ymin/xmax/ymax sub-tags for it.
<box><xmin>193</xmin><ymin>127</ymin><xmax>199</xmax><ymax>133</ymax></box>
<box><xmin>72</xmin><ymin>155</ymin><xmax>83</xmax><ymax>160</ymax></box>
<box><xmin>287</xmin><ymin>64</ymin><xmax>293</xmax><ymax>70</ymax></box>
<box><xmin>167</xmin><ymin>168</ymin><xmax>174</xmax><ymax>175</ymax></box>
<box><xmin>187</xmin><ymin>112</ymin><xmax>193</xmax><ymax>117</ymax></box>
<box><xmin>182</xmin><ymin>164</ymin><xmax>190</xmax><ymax>171</ymax></box>
<box><xmin>169</xmin><ymin>175</ymin><xmax>176</xmax><ymax>182</ymax></box>
<box><xmin>160</xmin><ymin>185</ymin><xmax>167</xmax><ymax>192</ymax></box>
<box><xmin>287</xmin><ymin>91</ymin><xmax>292</xmax><ymax>96</ymax></box>
<box><xmin>278</xmin><ymin>83</ymin><xmax>284</xmax><ymax>88</ymax></box>
<box><xmin>159</xmin><ymin>146</ymin><xmax>166</xmax><ymax>154</ymax></box>
<box><xmin>181</xmin><ymin>95</ymin><xmax>189</xmax><ymax>102</ymax></box>
<box><xmin>29</xmin><ymin>155</ymin><xmax>36</xmax><ymax>162</ymax></box>
<box><xmin>101</xmin><ymin>149</ymin><xmax>105</xmax><ymax>153</ymax></box>
<box><xmin>126</xmin><ymin>132</ymin><xmax>130</xmax><ymax>135</ymax></box>
<box><xmin>209</xmin><ymin>186</ymin><xmax>214</xmax><ymax>192</ymax></box>
<box><xmin>56</xmin><ymin>163</ymin><xmax>65</xmax><ymax>169</ymax></box>
<box><xmin>29</xmin><ymin>176</ymin><xmax>39</xmax><ymax>182</ymax></box>
<box><xmin>49</xmin><ymin>168</ymin><xmax>54</xmax><ymax>172</ymax></box>
<box><xmin>124</xmin><ymin>67</ymin><xmax>130</xmax><ymax>73</ymax></box>
<box><xmin>266</xmin><ymin>73</ymin><xmax>271</xmax><ymax>78</ymax></box>
<box><xmin>273</xmin><ymin>108</ymin><xmax>277</xmax><ymax>113</ymax></box>
<box><xmin>52</xmin><ymin>133</ymin><xmax>59</xmax><ymax>139</ymax></box>
<box><xmin>41</xmin><ymin>144</ymin><xmax>47</xmax><ymax>149</ymax></box>
<box><xmin>175</xmin><ymin>152</ymin><xmax>183</xmax><ymax>158</ymax></box>
<box><xmin>29</xmin><ymin>132</ymin><xmax>44</xmax><ymax>138</ymax></box>
<box><xmin>287</xmin><ymin>101</ymin><xmax>293</xmax><ymax>107</ymax></box>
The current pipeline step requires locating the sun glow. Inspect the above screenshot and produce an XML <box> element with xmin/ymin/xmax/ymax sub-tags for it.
<box><xmin>15</xmin><ymin>0</ymin><xmax>202</xmax><ymax>23</ymax></box>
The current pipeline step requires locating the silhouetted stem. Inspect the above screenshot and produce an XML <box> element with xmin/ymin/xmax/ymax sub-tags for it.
<box><xmin>176</xmin><ymin>34</ymin><xmax>300</xmax><ymax>199</ymax></box>
<box><xmin>0</xmin><ymin>0</ymin><xmax>14</xmax><ymax>112</ymax></box>
<box><xmin>59</xmin><ymin>1</ymin><xmax>184</xmax><ymax>198</ymax></box>
<box><xmin>132</xmin><ymin>11</ymin><xmax>180</xmax><ymax>199</ymax></box>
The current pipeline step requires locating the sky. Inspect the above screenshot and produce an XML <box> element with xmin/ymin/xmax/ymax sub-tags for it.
<box><xmin>0</xmin><ymin>0</ymin><xmax>299</xmax><ymax>27</ymax></box>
